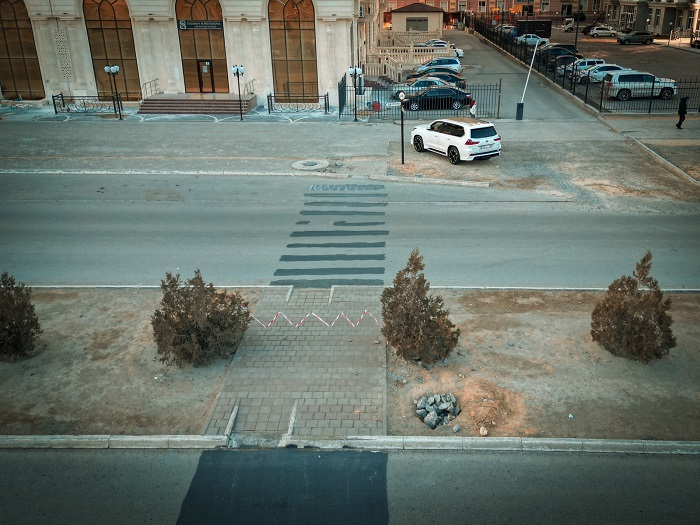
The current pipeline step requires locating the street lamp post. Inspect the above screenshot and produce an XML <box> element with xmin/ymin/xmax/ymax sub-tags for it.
<box><xmin>348</xmin><ymin>66</ymin><xmax>362</xmax><ymax>122</ymax></box>
<box><xmin>231</xmin><ymin>65</ymin><xmax>245</xmax><ymax>121</ymax></box>
<box><xmin>103</xmin><ymin>64</ymin><xmax>122</xmax><ymax>120</ymax></box>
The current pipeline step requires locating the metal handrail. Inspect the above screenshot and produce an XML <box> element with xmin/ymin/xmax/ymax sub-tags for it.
<box><xmin>139</xmin><ymin>79</ymin><xmax>162</xmax><ymax>101</ymax></box>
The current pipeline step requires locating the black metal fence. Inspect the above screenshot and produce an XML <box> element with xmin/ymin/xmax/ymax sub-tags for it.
<box><xmin>267</xmin><ymin>93</ymin><xmax>329</xmax><ymax>113</ymax></box>
<box><xmin>475</xmin><ymin>17</ymin><xmax>700</xmax><ymax>114</ymax></box>
<box><xmin>52</xmin><ymin>93</ymin><xmax>123</xmax><ymax>118</ymax></box>
<box><xmin>338</xmin><ymin>81</ymin><xmax>502</xmax><ymax>121</ymax></box>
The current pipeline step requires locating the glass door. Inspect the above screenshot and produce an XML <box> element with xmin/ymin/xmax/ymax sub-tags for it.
<box><xmin>197</xmin><ymin>59</ymin><xmax>214</xmax><ymax>93</ymax></box>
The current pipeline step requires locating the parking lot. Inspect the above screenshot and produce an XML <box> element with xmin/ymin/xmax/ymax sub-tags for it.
<box><xmin>524</xmin><ymin>26</ymin><xmax>698</xmax><ymax>83</ymax></box>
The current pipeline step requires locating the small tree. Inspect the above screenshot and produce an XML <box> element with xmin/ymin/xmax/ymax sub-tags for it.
<box><xmin>381</xmin><ymin>248</ymin><xmax>460</xmax><ymax>363</ymax></box>
<box><xmin>151</xmin><ymin>269</ymin><xmax>250</xmax><ymax>367</ymax></box>
<box><xmin>591</xmin><ymin>251</ymin><xmax>675</xmax><ymax>363</ymax></box>
<box><xmin>0</xmin><ymin>271</ymin><xmax>42</xmax><ymax>359</ymax></box>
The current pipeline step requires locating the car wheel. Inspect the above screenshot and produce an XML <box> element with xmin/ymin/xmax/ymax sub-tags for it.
<box><xmin>395</xmin><ymin>90</ymin><xmax>405</xmax><ymax>100</ymax></box>
<box><xmin>409</xmin><ymin>101</ymin><xmax>420</xmax><ymax>111</ymax></box>
<box><xmin>592</xmin><ymin>33</ymin><xmax>598</xmax><ymax>37</ymax></box>
<box><xmin>413</xmin><ymin>136</ymin><xmax>425</xmax><ymax>152</ymax></box>
<box><xmin>644</xmin><ymin>38</ymin><xmax>652</xmax><ymax>45</ymax></box>
<box><xmin>452</xmin><ymin>100</ymin><xmax>462</xmax><ymax>110</ymax></box>
<box><xmin>447</xmin><ymin>146</ymin><xmax>461</xmax><ymax>165</ymax></box>
<box><xmin>659</xmin><ymin>88</ymin><xmax>673</xmax><ymax>100</ymax></box>
<box><xmin>580</xmin><ymin>76</ymin><xmax>589</xmax><ymax>85</ymax></box>
<box><xmin>610</xmin><ymin>32</ymin><xmax>616</xmax><ymax>37</ymax></box>
<box><xmin>617</xmin><ymin>89</ymin><xmax>631</xmax><ymax>101</ymax></box>
<box><xmin>623</xmin><ymin>40</ymin><xmax>630</xmax><ymax>45</ymax></box>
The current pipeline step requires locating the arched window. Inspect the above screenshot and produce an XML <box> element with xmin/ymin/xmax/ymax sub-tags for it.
<box><xmin>0</xmin><ymin>0</ymin><xmax>44</xmax><ymax>100</ymax></box>
<box><xmin>268</xmin><ymin>0</ymin><xmax>318</xmax><ymax>102</ymax></box>
<box><xmin>176</xmin><ymin>0</ymin><xmax>227</xmax><ymax>93</ymax></box>
<box><xmin>84</xmin><ymin>0</ymin><xmax>140</xmax><ymax>100</ymax></box>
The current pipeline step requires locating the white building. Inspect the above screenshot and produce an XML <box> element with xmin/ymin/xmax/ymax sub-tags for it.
<box><xmin>0</xmin><ymin>0</ymin><xmax>361</xmax><ymax>104</ymax></box>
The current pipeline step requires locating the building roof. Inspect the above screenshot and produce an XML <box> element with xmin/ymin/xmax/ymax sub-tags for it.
<box><xmin>392</xmin><ymin>3</ymin><xmax>444</xmax><ymax>14</ymax></box>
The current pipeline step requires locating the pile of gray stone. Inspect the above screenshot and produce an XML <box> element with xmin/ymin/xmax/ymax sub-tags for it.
<box><xmin>414</xmin><ymin>393</ymin><xmax>461</xmax><ymax>429</ymax></box>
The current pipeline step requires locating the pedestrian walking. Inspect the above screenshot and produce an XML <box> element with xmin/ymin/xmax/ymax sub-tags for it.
<box><xmin>469</xmin><ymin>98</ymin><xmax>477</xmax><ymax>118</ymax></box>
<box><xmin>676</xmin><ymin>96</ymin><xmax>689</xmax><ymax>129</ymax></box>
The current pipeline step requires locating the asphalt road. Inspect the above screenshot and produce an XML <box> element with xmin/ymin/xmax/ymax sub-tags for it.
<box><xmin>1</xmin><ymin>449</ymin><xmax>698</xmax><ymax>524</ymax></box>
<box><xmin>1</xmin><ymin>173</ymin><xmax>698</xmax><ymax>289</ymax></box>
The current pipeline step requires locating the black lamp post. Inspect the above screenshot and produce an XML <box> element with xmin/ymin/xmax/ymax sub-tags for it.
<box><xmin>348</xmin><ymin>66</ymin><xmax>362</xmax><ymax>122</ymax></box>
<box><xmin>573</xmin><ymin>11</ymin><xmax>581</xmax><ymax>52</ymax></box>
<box><xmin>231</xmin><ymin>65</ymin><xmax>245</xmax><ymax>121</ymax></box>
<box><xmin>103</xmin><ymin>64</ymin><xmax>122</xmax><ymax>120</ymax></box>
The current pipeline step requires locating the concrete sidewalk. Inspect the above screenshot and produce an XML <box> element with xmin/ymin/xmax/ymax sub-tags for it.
<box><xmin>205</xmin><ymin>287</ymin><xmax>386</xmax><ymax>444</ymax></box>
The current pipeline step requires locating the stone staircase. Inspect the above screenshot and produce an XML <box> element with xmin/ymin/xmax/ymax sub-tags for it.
<box><xmin>138</xmin><ymin>94</ymin><xmax>257</xmax><ymax>115</ymax></box>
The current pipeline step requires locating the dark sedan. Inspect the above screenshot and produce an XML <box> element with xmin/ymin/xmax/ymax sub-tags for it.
<box><xmin>401</xmin><ymin>87</ymin><xmax>472</xmax><ymax>111</ymax></box>
<box><xmin>406</xmin><ymin>67</ymin><xmax>465</xmax><ymax>80</ymax></box>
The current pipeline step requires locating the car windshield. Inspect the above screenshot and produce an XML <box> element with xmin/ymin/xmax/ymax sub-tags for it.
<box><xmin>471</xmin><ymin>126</ymin><xmax>498</xmax><ymax>139</ymax></box>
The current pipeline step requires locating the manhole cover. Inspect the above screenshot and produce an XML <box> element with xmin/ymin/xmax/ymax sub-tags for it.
<box><xmin>291</xmin><ymin>159</ymin><xmax>329</xmax><ymax>171</ymax></box>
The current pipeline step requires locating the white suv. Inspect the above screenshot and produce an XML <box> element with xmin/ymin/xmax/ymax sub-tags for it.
<box><xmin>603</xmin><ymin>70</ymin><xmax>677</xmax><ymax>101</ymax></box>
<box><xmin>411</xmin><ymin>117</ymin><xmax>502</xmax><ymax>165</ymax></box>
<box><xmin>415</xmin><ymin>57</ymin><xmax>463</xmax><ymax>74</ymax></box>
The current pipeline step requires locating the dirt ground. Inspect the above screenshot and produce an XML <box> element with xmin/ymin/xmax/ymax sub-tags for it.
<box><xmin>1</xmin><ymin>288</ymin><xmax>698</xmax><ymax>440</ymax></box>
<box><xmin>0</xmin><ymin>288</ymin><xmax>259</xmax><ymax>436</ymax></box>
<box><xmin>388</xmin><ymin>290</ymin><xmax>700</xmax><ymax>440</ymax></box>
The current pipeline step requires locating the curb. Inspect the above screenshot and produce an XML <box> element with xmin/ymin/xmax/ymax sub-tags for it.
<box><xmin>3</xmin><ymin>434</ymin><xmax>697</xmax><ymax>455</ymax></box>
<box><xmin>0</xmin><ymin>434</ymin><xmax>228</xmax><ymax>449</ymax></box>
<box><xmin>284</xmin><ymin>436</ymin><xmax>700</xmax><ymax>455</ymax></box>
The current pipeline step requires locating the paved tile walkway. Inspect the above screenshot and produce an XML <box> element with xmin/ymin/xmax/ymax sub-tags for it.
<box><xmin>205</xmin><ymin>287</ymin><xmax>386</xmax><ymax>438</ymax></box>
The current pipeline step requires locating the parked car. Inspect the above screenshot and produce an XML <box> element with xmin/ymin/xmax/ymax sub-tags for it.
<box><xmin>580</xmin><ymin>24</ymin><xmax>596</xmax><ymax>35</ymax></box>
<box><xmin>406</xmin><ymin>67</ymin><xmax>466</xmax><ymax>80</ymax></box>
<box><xmin>603</xmin><ymin>70</ymin><xmax>677</xmax><ymax>100</ymax></box>
<box><xmin>415</xmin><ymin>57</ymin><xmax>462</xmax><ymax>74</ymax></box>
<box><xmin>392</xmin><ymin>76</ymin><xmax>450</xmax><ymax>99</ymax></box>
<box><xmin>515</xmin><ymin>34</ymin><xmax>550</xmax><ymax>46</ymax></box>
<box><xmin>547</xmin><ymin>54</ymin><xmax>581</xmax><ymax>72</ymax></box>
<box><xmin>451</xmin><ymin>43</ymin><xmax>464</xmax><ymax>57</ymax></box>
<box><xmin>557</xmin><ymin>57</ymin><xmax>605</xmax><ymax>78</ymax></box>
<box><xmin>421</xmin><ymin>71</ymin><xmax>467</xmax><ymax>87</ymax></box>
<box><xmin>495</xmin><ymin>25</ymin><xmax>515</xmax><ymax>33</ymax></box>
<box><xmin>617</xmin><ymin>31</ymin><xmax>654</xmax><ymax>45</ymax></box>
<box><xmin>416</xmin><ymin>39</ymin><xmax>448</xmax><ymax>48</ymax></box>
<box><xmin>577</xmin><ymin>64</ymin><xmax>630</xmax><ymax>84</ymax></box>
<box><xmin>538</xmin><ymin>43</ymin><xmax>578</xmax><ymax>64</ymax></box>
<box><xmin>539</xmin><ymin>46</ymin><xmax>581</xmax><ymax>68</ymax></box>
<box><xmin>689</xmin><ymin>36</ymin><xmax>700</xmax><ymax>48</ymax></box>
<box><xmin>411</xmin><ymin>117</ymin><xmax>502</xmax><ymax>164</ymax></box>
<box><xmin>401</xmin><ymin>87</ymin><xmax>473</xmax><ymax>111</ymax></box>
<box><xmin>590</xmin><ymin>26</ymin><xmax>617</xmax><ymax>37</ymax></box>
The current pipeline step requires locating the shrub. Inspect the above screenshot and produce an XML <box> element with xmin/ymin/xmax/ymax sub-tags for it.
<box><xmin>381</xmin><ymin>248</ymin><xmax>460</xmax><ymax>363</ymax></box>
<box><xmin>590</xmin><ymin>251</ymin><xmax>675</xmax><ymax>363</ymax></box>
<box><xmin>151</xmin><ymin>269</ymin><xmax>250</xmax><ymax>367</ymax></box>
<box><xmin>0</xmin><ymin>271</ymin><xmax>42</xmax><ymax>359</ymax></box>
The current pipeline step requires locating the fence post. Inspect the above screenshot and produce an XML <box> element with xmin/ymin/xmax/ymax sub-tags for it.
<box><xmin>52</xmin><ymin>94</ymin><xmax>59</xmax><ymax>114</ymax></box>
<box><xmin>647</xmin><ymin>77</ymin><xmax>655</xmax><ymax>114</ymax></box>
<box><xmin>267</xmin><ymin>94</ymin><xmax>272</xmax><ymax>114</ymax></box>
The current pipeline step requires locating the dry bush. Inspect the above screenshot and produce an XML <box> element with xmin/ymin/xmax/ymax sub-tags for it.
<box><xmin>0</xmin><ymin>271</ymin><xmax>42</xmax><ymax>359</ymax></box>
<box><xmin>381</xmin><ymin>248</ymin><xmax>460</xmax><ymax>363</ymax></box>
<box><xmin>591</xmin><ymin>251</ymin><xmax>675</xmax><ymax>363</ymax></box>
<box><xmin>152</xmin><ymin>269</ymin><xmax>250</xmax><ymax>367</ymax></box>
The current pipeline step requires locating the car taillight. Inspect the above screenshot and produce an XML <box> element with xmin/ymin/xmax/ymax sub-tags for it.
<box><xmin>494</xmin><ymin>136</ymin><xmax>501</xmax><ymax>142</ymax></box>
<box><xmin>465</xmin><ymin>139</ymin><xmax>480</xmax><ymax>145</ymax></box>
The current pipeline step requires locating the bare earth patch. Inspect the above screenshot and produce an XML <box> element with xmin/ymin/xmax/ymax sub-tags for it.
<box><xmin>387</xmin><ymin>290</ymin><xmax>700</xmax><ymax>441</ymax></box>
<box><xmin>0</xmin><ymin>288</ymin><xmax>259</xmax><ymax>435</ymax></box>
